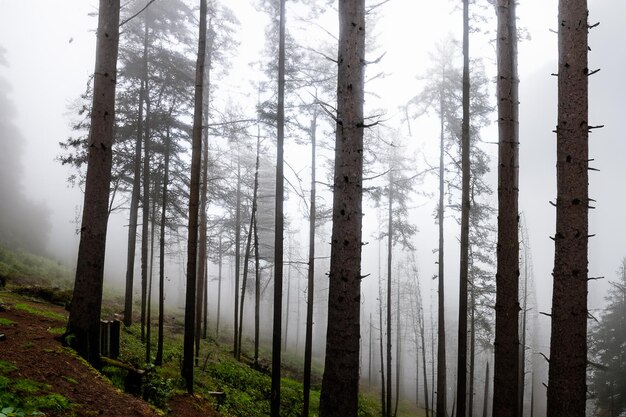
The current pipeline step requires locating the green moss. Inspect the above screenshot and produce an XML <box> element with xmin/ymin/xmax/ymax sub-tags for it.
<box><xmin>12</xmin><ymin>379</ymin><xmax>49</xmax><ymax>394</ymax></box>
<box><xmin>13</xmin><ymin>304</ymin><xmax>65</xmax><ymax>321</ymax></box>
<box><xmin>46</xmin><ymin>327</ymin><xmax>65</xmax><ymax>335</ymax></box>
<box><xmin>0</xmin><ymin>317</ymin><xmax>13</xmax><ymax>326</ymax></box>
<box><xmin>0</xmin><ymin>360</ymin><xmax>17</xmax><ymax>374</ymax></box>
<box><xmin>61</xmin><ymin>376</ymin><xmax>78</xmax><ymax>385</ymax></box>
<box><xmin>24</xmin><ymin>393</ymin><xmax>71</xmax><ymax>412</ymax></box>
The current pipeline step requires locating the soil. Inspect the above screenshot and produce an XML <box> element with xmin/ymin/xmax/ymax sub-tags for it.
<box><xmin>0</xmin><ymin>292</ymin><xmax>218</xmax><ymax>417</ymax></box>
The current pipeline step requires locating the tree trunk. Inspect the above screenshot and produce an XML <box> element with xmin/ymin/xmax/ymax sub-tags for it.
<box><xmin>303</xmin><ymin>107</ymin><xmax>318</xmax><ymax>417</ymax></box>
<box><xmin>233</xmin><ymin>158</ymin><xmax>241</xmax><ymax>358</ymax></box>
<box><xmin>238</xmin><ymin>189</ymin><xmax>257</xmax><ymax>359</ymax></box>
<box><xmin>146</xmin><ymin>168</ymin><xmax>159</xmax><ymax>364</ymax></box>
<box><xmin>468</xmin><ymin>283</ymin><xmax>476</xmax><ymax>417</ymax></box>
<box><xmin>318</xmin><ymin>1</ymin><xmax>365</xmax><ymax>413</ymax></box>
<box><xmin>195</xmin><ymin>49</ymin><xmax>211</xmax><ymax>364</ymax></box>
<box><xmin>155</xmin><ymin>120</ymin><xmax>172</xmax><ymax>367</ymax></box>
<box><xmin>379</xmin><ymin>276</ymin><xmax>387</xmax><ymax>417</ymax></box>
<box><xmin>386</xmin><ymin>173</ymin><xmax>393</xmax><ymax>417</ymax></box>
<box><xmin>181</xmin><ymin>0</ymin><xmax>207</xmax><ymax>394</ymax></box>
<box><xmin>217</xmin><ymin>236</ymin><xmax>222</xmax><ymax>339</ymax></box>
<box><xmin>547</xmin><ymin>1</ymin><xmax>589</xmax><ymax>416</ymax></box>
<box><xmin>270</xmin><ymin>0</ymin><xmax>286</xmax><ymax>414</ymax></box>
<box><xmin>493</xmin><ymin>0</ymin><xmax>521</xmax><ymax>416</ymax></box>
<box><xmin>253</xmin><ymin>212</ymin><xmax>261</xmax><ymax>366</ymax></box>
<box><xmin>436</xmin><ymin>58</ymin><xmax>447</xmax><ymax>417</ymax></box>
<box><xmin>420</xmin><ymin>301</ymin><xmax>430</xmax><ymax>417</ymax></box>
<box><xmin>394</xmin><ymin>277</ymin><xmax>401</xmax><ymax>417</ymax></box>
<box><xmin>67</xmin><ymin>0</ymin><xmax>120</xmax><ymax>367</ymax></box>
<box><xmin>519</xmin><ymin>246</ymin><xmax>529</xmax><ymax>417</ymax></box>
<box><xmin>284</xmin><ymin>260</ymin><xmax>291</xmax><ymax>351</ymax></box>
<box><xmin>456</xmin><ymin>1</ymin><xmax>471</xmax><ymax>416</ymax></box>
<box><xmin>482</xmin><ymin>361</ymin><xmax>490</xmax><ymax>417</ymax></box>
<box><xmin>140</xmin><ymin>15</ymin><xmax>151</xmax><ymax>343</ymax></box>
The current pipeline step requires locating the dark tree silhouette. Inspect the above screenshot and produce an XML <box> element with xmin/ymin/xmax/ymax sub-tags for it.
<box><xmin>67</xmin><ymin>0</ymin><xmax>120</xmax><ymax>367</ymax></box>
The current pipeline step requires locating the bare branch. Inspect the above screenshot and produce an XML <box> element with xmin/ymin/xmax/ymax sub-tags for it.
<box><xmin>119</xmin><ymin>0</ymin><xmax>157</xmax><ymax>27</ymax></box>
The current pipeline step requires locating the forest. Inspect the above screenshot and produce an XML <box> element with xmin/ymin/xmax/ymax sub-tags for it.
<box><xmin>0</xmin><ymin>0</ymin><xmax>625</xmax><ymax>416</ymax></box>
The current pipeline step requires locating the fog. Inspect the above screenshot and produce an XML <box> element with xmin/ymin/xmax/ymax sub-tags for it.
<box><xmin>1</xmin><ymin>0</ymin><xmax>625</xmax><ymax>415</ymax></box>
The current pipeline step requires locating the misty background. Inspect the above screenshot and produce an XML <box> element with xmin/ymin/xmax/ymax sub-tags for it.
<box><xmin>1</xmin><ymin>0</ymin><xmax>625</xmax><ymax>415</ymax></box>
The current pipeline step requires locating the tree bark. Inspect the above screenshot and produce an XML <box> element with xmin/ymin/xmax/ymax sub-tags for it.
<box><xmin>217</xmin><ymin>236</ymin><xmax>222</xmax><ymax>339</ymax></box>
<box><xmin>319</xmin><ymin>0</ymin><xmax>365</xmax><ymax>414</ymax></box>
<box><xmin>456</xmin><ymin>1</ymin><xmax>471</xmax><ymax>416</ymax></box>
<box><xmin>493</xmin><ymin>0</ymin><xmax>521</xmax><ymax>416</ymax></box>
<box><xmin>146</xmin><ymin>167</ymin><xmax>159</xmax><ymax>364</ymax></box>
<box><xmin>155</xmin><ymin>120</ymin><xmax>172</xmax><ymax>367</ymax></box>
<box><xmin>233</xmin><ymin>158</ymin><xmax>241</xmax><ymax>358</ymax></box>
<box><xmin>379</xmin><ymin>276</ymin><xmax>387</xmax><ymax>417</ymax></box>
<box><xmin>302</xmin><ymin>107</ymin><xmax>317</xmax><ymax>417</ymax></box>
<box><xmin>547</xmin><ymin>1</ymin><xmax>589</xmax><ymax>416</ymax></box>
<box><xmin>181</xmin><ymin>0</ymin><xmax>207</xmax><ymax>394</ymax></box>
<box><xmin>482</xmin><ymin>361</ymin><xmax>490</xmax><ymax>417</ymax></box>
<box><xmin>270</xmin><ymin>0</ymin><xmax>286</xmax><ymax>414</ymax></box>
<box><xmin>140</xmin><ymin>15</ymin><xmax>151</xmax><ymax>343</ymax></box>
<box><xmin>67</xmin><ymin>0</ymin><xmax>120</xmax><ymax>367</ymax></box>
<box><xmin>386</xmin><ymin>173</ymin><xmax>393</xmax><ymax>417</ymax></box>
<box><xmin>436</xmin><ymin>67</ymin><xmax>447</xmax><ymax>417</ymax></box>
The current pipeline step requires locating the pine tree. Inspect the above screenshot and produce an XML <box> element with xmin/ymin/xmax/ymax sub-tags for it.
<box><xmin>547</xmin><ymin>1</ymin><xmax>590</xmax><ymax>415</ymax></box>
<box><xmin>66</xmin><ymin>0</ymin><xmax>120</xmax><ymax>366</ymax></box>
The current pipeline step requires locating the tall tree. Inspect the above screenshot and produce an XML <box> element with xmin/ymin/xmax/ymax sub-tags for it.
<box><xmin>270</xmin><ymin>0</ymin><xmax>286</xmax><ymax>414</ymax></box>
<box><xmin>547</xmin><ymin>1</ymin><xmax>589</xmax><ymax>416</ymax></box>
<box><xmin>319</xmin><ymin>0</ymin><xmax>365</xmax><ymax>415</ymax></box>
<box><xmin>182</xmin><ymin>0</ymin><xmax>207</xmax><ymax>394</ymax></box>
<box><xmin>493</xmin><ymin>0</ymin><xmax>520</xmax><ymax>416</ymax></box>
<box><xmin>456</xmin><ymin>1</ymin><xmax>472</xmax><ymax>415</ymax></box>
<box><xmin>66</xmin><ymin>0</ymin><xmax>120</xmax><ymax>366</ymax></box>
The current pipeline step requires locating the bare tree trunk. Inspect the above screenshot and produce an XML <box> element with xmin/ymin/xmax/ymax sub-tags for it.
<box><xmin>155</xmin><ymin>119</ymin><xmax>172</xmax><ymax>367</ymax></box>
<box><xmin>468</xmin><ymin>284</ymin><xmax>476</xmax><ymax>417</ymax></box>
<box><xmin>318</xmin><ymin>1</ymin><xmax>365</xmax><ymax>413</ymax></box>
<box><xmin>386</xmin><ymin>173</ymin><xmax>393</xmax><ymax>417</ymax></box>
<box><xmin>146</xmin><ymin>168</ymin><xmax>159</xmax><ymax>364</ymax></box>
<box><xmin>302</xmin><ymin>108</ymin><xmax>318</xmax><ymax>417</ymax></box>
<box><xmin>181</xmin><ymin>0</ymin><xmax>207</xmax><ymax>394</ymax></box>
<box><xmin>547</xmin><ymin>1</ymin><xmax>589</xmax><ymax>416</ymax></box>
<box><xmin>379</xmin><ymin>276</ymin><xmax>387</xmax><ymax>417</ymax></box>
<box><xmin>420</xmin><ymin>300</ymin><xmax>430</xmax><ymax>417</ymax></box>
<box><xmin>270</xmin><ymin>0</ymin><xmax>286</xmax><ymax>414</ymax></box>
<box><xmin>233</xmin><ymin>158</ymin><xmax>241</xmax><ymax>358</ymax></box>
<box><xmin>482</xmin><ymin>362</ymin><xmax>490</xmax><ymax>417</ymax></box>
<box><xmin>436</xmin><ymin>64</ymin><xmax>447</xmax><ymax>417</ymax></box>
<box><xmin>254</xmin><ymin>214</ymin><xmax>260</xmax><ymax>366</ymax></box>
<box><xmin>456</xmin><ymin>2</ymin><xmax>471</xmax><ymax>416</ymax></box>
<box><xmin>123</xmin><ymin>61</ymin><xmax>143</xmax><ymax>328</ymax></box>
<box><xmin>493</xmin><ymin>1</ymin><xmax>520</xmax><ymax>416</ymax></box>
<box><xmin>216</xmin><ymin>236</ymin><xmax>222</xmax><ymax>339</ymax></box>
<box><xmin>394</xmin><ymin>277</ymin><xmax>401</xmax><ymax>417</ymax></box>
<box><xmin>239</xmin><ymin>133</ymin><xmax>261</xmax><ymax>359</ymax></box>
<box><xmin>140</xmin><ymin>14</ymin><xmax>151</xmax><ymax>343</ymax></box>
<box><xmin>519</xmin><ymin>245</ymin><xmax>529</xmax><ymax>417</ymax></box>
<box><xmin>195</xmin><ymin>56</ymin><xmax>211</xmax><ymax>365</ymax></box>
<box><xmin>67</xmin><ymin>0</ymin><xmax>120</xmax><ymax>366</ymax></box>
<box><xmin>284</xmin><ymin>260</ymin><xmax>291</xmax><ymax>351</ymax></box>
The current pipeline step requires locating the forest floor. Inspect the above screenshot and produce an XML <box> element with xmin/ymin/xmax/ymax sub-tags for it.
<box><xmin>0</xmin><ymin>291</ymin><xmax>218</xmax><ymax>417</ymax></box>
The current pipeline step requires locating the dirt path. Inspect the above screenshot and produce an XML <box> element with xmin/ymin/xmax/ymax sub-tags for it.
<box><xmin>0</xmin><ymin>292</ymin><xmax>218</xmax><ymax>417</ymax></box>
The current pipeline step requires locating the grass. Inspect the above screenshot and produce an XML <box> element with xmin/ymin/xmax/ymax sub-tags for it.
<box><xmin>0</xmin><ymin>360</ymin><xmax>73</xmax><ymax>416</ymax></box>
<box><xmin>0</xmin><ymin>245</ymin><xmax>72</xmax><ymax>288</ymax></box>
<box><xmin>0</xmin><ymin>318</ymin><xmax>14</xmax><ymax>326</ymax></box>
<box><xmin>13</xmin><ymin>304</ymin><xmax>65</xmax><ymax>321</ymax></box>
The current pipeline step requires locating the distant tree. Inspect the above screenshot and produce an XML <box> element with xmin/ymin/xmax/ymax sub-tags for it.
<box><xmin>319</xmin><ymin>0</ymin><xmax>366</xmax><ymax>415</ymax></box>
<box><xmin>66</xmin><ymin>0</ymin><xmax>120</xmax><ymax>366</ymax></box>
<box><xmin>492</xmin><ymin>0</ymin><xmax>521</xmax><ymax>415</ymax></box>
<box><xmin>547</xmin><ymin>1</ymin><xmax>590</xmax><ymax>416</ymax></box>
<box><xmin>181</xmin><ymin>0</ymin><xmax>207</xmax><ymax>394</ymax></box>
<box><xmin>589</xmin><ymin>259</ymin><xmax>626</xmax><ymax>416</ymax></box>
